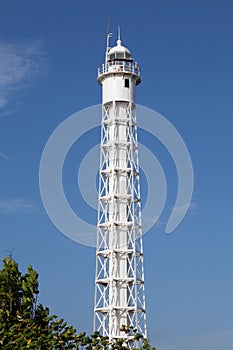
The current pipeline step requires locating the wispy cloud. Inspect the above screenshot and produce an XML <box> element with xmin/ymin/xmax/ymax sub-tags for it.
<box><xmin>0</xmin><ymin>40</ymin><xmax>44</xmax><ymax>113</ymax></box>
<box><xmin>0</xmin><ymin>198</ymin><xmax>38</xmax><ymax>214</ymax></box>
<box><xmin>0</xmin><ymin>152</ymin><xmax>10</xmax><ymax>161</ymax></box>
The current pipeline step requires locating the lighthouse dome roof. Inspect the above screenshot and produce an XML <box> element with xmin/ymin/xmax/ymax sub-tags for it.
<box><xmin>109</xmin><ymin>39</ymin><xmax>131</xmax><ymax>55</ymax></box>
<box><xmin>108</xmin><ymin>39</ymin><xmax>133</xmax><ymax>61</ymax></box>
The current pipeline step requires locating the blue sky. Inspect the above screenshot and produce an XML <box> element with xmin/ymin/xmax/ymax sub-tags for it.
<box><xmin>0</xmin><ymin>1</ymin><xmax>233</xmax><ymax>349</ymax></box>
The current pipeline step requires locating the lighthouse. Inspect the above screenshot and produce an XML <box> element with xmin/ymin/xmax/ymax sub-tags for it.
<box><xmin>94</xmin><ymin>31</ymin><xmax>147</xmax><ymax>347</ymax></box>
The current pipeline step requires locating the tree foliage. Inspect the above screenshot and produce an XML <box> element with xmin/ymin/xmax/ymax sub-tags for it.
<box><xmin>0</xmin><ymin>257</ymin><xmax>156</xmax><ymax>349</ymax></box>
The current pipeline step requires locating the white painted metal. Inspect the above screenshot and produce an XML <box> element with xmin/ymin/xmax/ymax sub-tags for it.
<box><xmin>94</xmin><ymin>36</ymin><xmax>147</xmax><ymax>347</ymax></box>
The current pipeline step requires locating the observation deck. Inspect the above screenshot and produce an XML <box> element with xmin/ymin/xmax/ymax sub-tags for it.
<box><xmin>97</xmin><ymin>60</ymin><xmax>141</xmax><ymax>85</ymax></box>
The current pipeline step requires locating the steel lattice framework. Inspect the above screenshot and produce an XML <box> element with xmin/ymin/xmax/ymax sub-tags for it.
<box><xmin>94</xmin><ymin>96</ymin><xmax>147</xmax><ymax>346</ymax></box>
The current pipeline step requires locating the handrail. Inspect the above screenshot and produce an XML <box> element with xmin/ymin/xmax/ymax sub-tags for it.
<box><xmin>98</xmin><ymin>61</ymin><xmax>140</xmax><ymax>77</ymax></box>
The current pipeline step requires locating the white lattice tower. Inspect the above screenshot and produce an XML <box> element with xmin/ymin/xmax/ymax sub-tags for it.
<box><xmin>94</xmin><ymin>33</ymin><xmax>147</xmax><ymax>347</ymax></box>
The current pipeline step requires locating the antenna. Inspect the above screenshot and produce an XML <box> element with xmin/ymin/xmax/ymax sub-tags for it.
<box><xmin>5</xmin><ymin>248</ymin><xmax>15</xmax><ymax>259</ymax></box>
<box><xmin>118</xmin><ymin>25</ymin><xmax>121</xmax><ymax>41</ymax></box>
<box><xmin>105</xmin><ymin>18</ymin><xmax>112</xmax><ymax>63</ymax></box>
<box><xmin>107</xmin><ymin>17</ymin><xmax>110</xmax><ymax>36</ymax></box>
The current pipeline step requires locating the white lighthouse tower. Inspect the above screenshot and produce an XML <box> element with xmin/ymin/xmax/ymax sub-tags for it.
<box><xmin>94</xmin><ymin>31</ymin><xmax>147</xmax><ymax>347</ymax></box>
